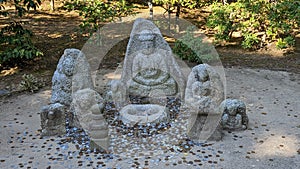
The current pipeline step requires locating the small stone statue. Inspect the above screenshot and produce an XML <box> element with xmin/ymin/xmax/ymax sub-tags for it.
<box><xmin>185</xmin><ymin>64</ymin><xmax>224</xmax><ymax>141</ymax></box>
<box><xmin>71</xmin><ymin>88</ymin><xmax>109</xmax><ymax>151</ymax></box>
<box><xmin>40</xmin><ymin>103</ymin><xmax>66</xmax><ymax>136</ymax></box>
<box><xmin>89</xmin><ymin>104</ymin><xmax>109</xmax><ymax>151</ymax></box>
<box><xmin>220</xmin><ymin>99</ymin><xmax>248</xmax><ymax>130</ymax></box>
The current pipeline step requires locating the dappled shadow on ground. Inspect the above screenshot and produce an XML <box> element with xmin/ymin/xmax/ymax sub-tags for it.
<box><xmin>0</xmin><ymin>6</ymin><xmax>299</xmax><ymax>94</ymax></box>
<box><xmin>217</xmin><ymin>45</ymin><xmax>300</xmax><ymax>73</ymax></box>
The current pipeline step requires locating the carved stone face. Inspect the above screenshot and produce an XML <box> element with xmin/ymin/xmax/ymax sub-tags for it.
<box><xmin>141</xmin><ymin>40</ymin><xmax>155</xmax><ymax>55</ymax></box>
<box><xmin>138</xmin><ymin>30</ymin><xmax>155</xmax><ymax>55</ymax></box>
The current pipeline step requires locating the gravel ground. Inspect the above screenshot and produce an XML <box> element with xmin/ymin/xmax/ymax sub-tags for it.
<box><xmin>0</xmin><ymin>68</ymin><xmax>299</xmax><ymax>169</ymax></box>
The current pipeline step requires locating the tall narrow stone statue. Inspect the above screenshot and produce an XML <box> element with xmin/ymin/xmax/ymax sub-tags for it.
<box><xmin>71</xmin><ymin>88</ymin><xmax>109</xmax><ymax>151</ymax></box>
<box><xmin>40</xmin><ymin>49</ymin><xmax>109</xmax><ymax>151</ymax></box>
<box><xmin>41</xmin><ymin>49</ymin><xmax>89</xmax><ymax>136</ymax></box>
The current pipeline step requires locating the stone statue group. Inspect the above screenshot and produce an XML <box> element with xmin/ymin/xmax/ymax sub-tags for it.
<box><xmin>40</xmin><ymin>18</ymin><xmax>248</xmax><ymax>151</ymax></box>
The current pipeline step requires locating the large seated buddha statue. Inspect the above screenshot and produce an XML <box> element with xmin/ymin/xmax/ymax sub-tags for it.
<box><xmin>111</xmin><ymin>18</ymin><xmax>185</xmax><ymax>126</ymax></box>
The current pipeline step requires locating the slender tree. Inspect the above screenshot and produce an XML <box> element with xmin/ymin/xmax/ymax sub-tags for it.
<box><xmin>147</xmin><ymin>0</ymin><xmax>153</xmax><ymax>19</ymax></box>
<box><xmin>50</xmin><ymin>0</ymin><xmax>55</xmax><ymax>11</ymax></box>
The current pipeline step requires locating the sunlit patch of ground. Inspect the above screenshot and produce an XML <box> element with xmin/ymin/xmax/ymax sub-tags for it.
<box><xmin>0</xmin><ymin>67</ymin><xmax>18</xmax><ymax>76</ymax></box>
<box><xmin>254</xmin><ymin>134</ymin><xmax>299</xmax><ymax>157</ymax></box>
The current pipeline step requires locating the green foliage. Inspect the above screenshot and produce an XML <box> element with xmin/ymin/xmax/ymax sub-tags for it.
<box><xmin>276</xmin><ymin>36</ymin><xmax>295</xmax><ymax>49</ymax></box>
<box><xmin>153</xmin><ymin>0</ymin><xmax>196</xmax><ymax>8</ymax></box>
<box><xmin>153</xmin><ymin>0</ymin><xmax>212</xmax><ymax>9</ymax></box>
<box><xmin>0</xmin><ymin>0</ymin><xmax>43</xmax><ymax>67</ymax></box>
<box><xmin>173</xmin><ymin>26</ymin><xmax>217</xmax><ymax>63</ymax></box>
<box><xmin>207</xmin><ymin>0</ymin><xmax>299</xmax><ymax>49</ymax></box>
<box><xmin>65</xmin><ymin>0</ymin><xmax>136</xmax><ymax>33</ymax></box>
<box><xmin>0</xmin><ymin>21</ymin><xmax>43</xmax><ymax>65</ymax></box>
<box><xmin>0</xmin><ymin>0</ymin><xmax>41</xmax><ymax>17</ymax></box>
<box><xmin>241</xmin><ymin>33</ymin><xmax>259</xmax><ymax>49</ymax></box>
<box><xmin>19</xmin><ymin>74</ymin><xmax>44</xmax><ymax>92</ymax></box>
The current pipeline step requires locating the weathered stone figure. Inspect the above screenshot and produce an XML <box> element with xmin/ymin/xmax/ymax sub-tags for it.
<box><xmin>71</xmin><ymin>88</ymin><xmax>109</xmax><ymax>151</ymax></box>
<box><xmin>89</xmin><ymin>104</ymin><xmax>109</xmax><ymax>151</ymax></box>
<box><xmin>220</xmin><ymin>99</ymin><xmax>248</xmax><ymax>130</ymax></box>
<box><xmin>112</xmin><ymin>18</ymin><xmax>185</xmax><ymax>105</ymax></box>
<box><xmin>185</xmin><ymin>64</ymin><xmax>224</xmax><ymax>141</ymax></box>
<box><xmin>40</xmin><ymin>103</ymin><xmax>66</xmax><ymax>136</ymax></box>
<box><xmin>41</xmin><ymin>49</ymin><xmax>84</xmax><ymax>136</ymax></box>
<box><xmin>111</xmin><ymin>18</ymin><xmax>186</xmax><ymax>126</ymax></box>
<box><xmin>129</xmin><ymin>29</ymin><xmax>178</xmax><ymax>99</ymax></box>
<box><xmin>50</xmin><ymin>49</ymin><xmax>78</xmax><ymax>106</ymax></box>
<box><xmin>41</xmin><ymin>49</ymin><xmax>109</xmax><ymax>151</ymax></box>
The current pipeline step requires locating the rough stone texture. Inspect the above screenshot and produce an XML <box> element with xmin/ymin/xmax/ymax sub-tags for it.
<box><xmin>89</xmin><ymin>104</ymin><xmax>109</xmax><ymax>151</ymax></box>
<box><xmin>129</xmin><ymin>69</ymin><xmax>178</xmax><ymax>98</ymax></box>
<box><xmin>71</xmin><ymin>89</ymin><xmax>103</xmax><ymax>130</ymax></box>
<box><xmin>220</xmin><ymin>99</ymin><xmax>248</xmax><ymax>130</ymax></box>
<box><xmin>41</xmin><ymin>48</ymin><xmax>94</xmax><ymax>137</ymax></box>
<box><xmin>111</xmin><ymin>18</ymin><xmax>186</xmax><ymax>108</ymax></box>
<box><xmin>71</xmin><ymin>50</ymin><xmax>94</xmax><ymax>94</ymax></box>
<box><xmin>71</xmin><ymin>88</ymin><xmax>109</xmax><ymax>151</ymax></box>
<box><xmin>185</xmin><ymin>64</ymin><xmax>224</xmax><ymax>141</ymax></box>
<box><xmin>119</xmin><ymin>104</ymin><xmax>169</xmax><ymax>126</ymax></box>
<box><xmin>40</xmin><ymin>103</ymin><xmax>66</xmax><ymax>136</ymax></box>
<box><xmin>50</xmin><ymin>49</ymin><xmax>93</xmax><ymax>106</ymax></box>
<box><xmin>50</xmin><ymin>48</ymin><xmax>93</xmax><ymax>106</ymax></box>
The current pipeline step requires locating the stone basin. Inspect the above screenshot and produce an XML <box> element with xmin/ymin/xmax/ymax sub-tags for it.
<box><xmin>119</xmin><ymin>104</ymin><xmax>169</xmax><ymax>126</ymax></box>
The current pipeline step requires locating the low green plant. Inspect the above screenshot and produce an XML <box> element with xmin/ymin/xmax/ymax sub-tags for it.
<box><xmin>19</xmin><ymin>74</ymin><xmax>44</xmax><ymax>92</ymax></box>
<box><xmin>173</xmin><ymin>26</ymin><xmax>217</xmax><ymax>63</ymax></box>
<box><xmin>284</xmin><ymin>36</ymin><xmax>295</xmax><ymax>47</ymax></box>
<box><xmin>241</xmin><ymin>33</ymin><xmax>259</xmax><ymax>49</ymax></box>
<box><xmin>276</xmin><ymin>36</ymin><xmax>295</xmax><ymax>49</ymax></box>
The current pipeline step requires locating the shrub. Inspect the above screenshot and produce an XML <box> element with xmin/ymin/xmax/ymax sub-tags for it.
<box><xmin>65</xmin><ymin>0</ymin><xmax>136</xmax><ymax>33</ymax></box>
<box><xmin>207</xmin><ymin>0</ymin><xmax>299</xmax><ymax>49</ymax></box>
<box><xmin>276</xmin><ymin>36</ymin><xmax>295</xmax><ymax>49</ymax></box>
<box><xmin>0</xmin><ymin>0</ymin><xmax>43</xmax><ymax>67</ymax></box>
<box><xmin>0</xmin><ymin>21</ymin><xmax>43</xmax><ymax>66</ymax></box>
<box><xmin>173</xmin><ymin>26</ymin><xmax>218</xmax><ymax>63</ymax></box>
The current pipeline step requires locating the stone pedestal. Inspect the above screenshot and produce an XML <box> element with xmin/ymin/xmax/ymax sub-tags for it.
<box><xmin>119</xmin><ymin>104</ymin><xmax>169</xmax><ymax>126</ymax></box>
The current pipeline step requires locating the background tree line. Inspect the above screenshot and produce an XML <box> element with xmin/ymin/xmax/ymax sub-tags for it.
<box><xmin>0</xmin><ymin>0</ymin><xmax>299</xmax><ymax>67</ymax></box>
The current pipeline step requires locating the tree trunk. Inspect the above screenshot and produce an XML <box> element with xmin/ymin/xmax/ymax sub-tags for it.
<box><xmin>50</xmin><ymin>0</ymin><xmax>55</xmax><ymax>11</ymax></box>
<box><xmin>167</xmin><ymin>3</ymin><xmax>171</xmax><ymax>33</ymax></box>
<box><xmin>148</xmin><ymin>0</ymin><xmax>153</xmax><ymax>20</ymax></box>
<box><xmin>175</xmin><ymin>3</ymin><xmax>180</xmax><ymax>21</ymax></box>
<box><xmin>175</xmin><ymin>3</ymin><xmax>180</xmax><ymax>32</ymax></box>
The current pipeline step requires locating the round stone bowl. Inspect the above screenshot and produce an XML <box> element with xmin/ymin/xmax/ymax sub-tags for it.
<box><xmin>119</xmin><ymin>104</ymin><xmax>169</xmax><ymax>126</ymax></box>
